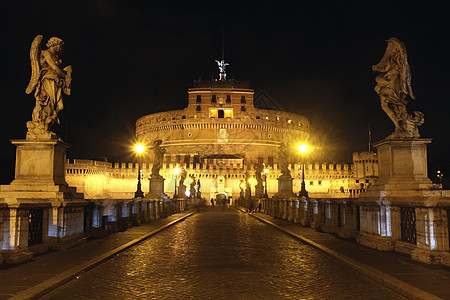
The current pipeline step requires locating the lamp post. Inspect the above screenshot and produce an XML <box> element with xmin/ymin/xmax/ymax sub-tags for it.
<box><xmin>298</xmin><ymin>144</ymin><xmax>309</xmax><ymax>198</ymax></box>
<box><xmin>240</xmin><ymin>180</ymin><xmax>245</xmax><ymax>203</ymax></box>
<box><xmin>134</xmin><ymin>144</ymin><xmax>145</xmax><ymax>198</ymax></box>
<box><xmin>437</xmin><ymin>170</ymin><xmax>444</xmax><ymax>197</ymax></box>
<box><xmin>174</xmin><ymin>168</ymin><xmax>180</xmax><ymax>199</ymax></box>
<box><xmin>263</xmin><ymin>168</ymin><xmax>269</xmax><ymax>198</ymax></box>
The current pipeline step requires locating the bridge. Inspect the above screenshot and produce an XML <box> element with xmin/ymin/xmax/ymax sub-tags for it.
<box><xmin>1</xmin><ymin>206</ymin><xmax>449</xmax><ymax>299</ymax></box>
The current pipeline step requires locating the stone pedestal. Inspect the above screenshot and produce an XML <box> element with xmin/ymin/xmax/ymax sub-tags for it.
<box><xmin>178</xmin><ymin>184</ymin><xmax>187</xmax><ymax>198</ymax></box>
<box><xmin>275</xmin><ymin>175</ymin><xmax>296</xmax><ymax>199</ymax></box>
<box><xmin>10</xmin><ymin>139</ymin><xmax>69</xmax><ymax>186</ymax></box>
<box><xmin>373</xmin><ymin>138</ymin><xmax>432</xmax><ymax>190</ymax></box>
<box><xmin>255</xmin><ymin>183</ymin><xmax>264</xmax><ymax>198</ymax></box>
<box><xmin>0</xmin><ymin>138</ymin><xmax>87</xmax><ymax>264</ymax></box>
<box><xmin>148</xmin><ymin>175</ymin><xmax>166</xmax><ymax>199</ymax></box>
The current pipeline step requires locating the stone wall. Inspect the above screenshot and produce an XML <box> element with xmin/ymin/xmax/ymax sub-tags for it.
<box><xmin>66</xmin><ymin>159</ymin><xmax>365</xmax><ymax>201</ymax></box>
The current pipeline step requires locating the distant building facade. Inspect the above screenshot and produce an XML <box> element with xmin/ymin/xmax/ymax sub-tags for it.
<box><xmin>135</xmin><ymin>79</ymin><xmax>309</xmax><ymax>166</ymax></box>
<box><xmin>66</xmin><ymin>79</ymin><xmax>378</xmax><ymax>201</ymax></box>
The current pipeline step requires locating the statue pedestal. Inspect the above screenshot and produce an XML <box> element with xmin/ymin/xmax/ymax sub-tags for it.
<box><xmin>275</xmin><ymin>175</ymin><xmax>296</xmax><ymax>199</ymax></box>
<box><xmin>357</xmin><ymin>138</ymin><xmax>435</xmax><ymax>252</ymax></box>
<box><xmin>255</xmin><ymin>183</ymin><xmax>264</xmax><ymax>198</ymax></box>
<box><xmin>148</xmin><ymin>175</ymin><xmax>166</xmax><ymax>199</ymax></box>
<box><xmin>373</xmin><ymin>138</ymin><xmax>432</xmax><ymax>190</ymax></box>
<box><xmin>10</xmin><ymin>139</ymin><xmax>69</xmax><ymax>187</ymax></box>
<box><xmin>178</xmin><ymin>184</ymin><xmax>187</xmax><ymax>198</ymax></box>
<box><xmin>0</xmin><ymin>138</ymin><xmax>87</xmax><ymax>264</ymax></box>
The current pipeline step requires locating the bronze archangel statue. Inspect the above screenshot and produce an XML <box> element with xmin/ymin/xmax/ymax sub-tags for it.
<box><xmin>372</xmin><ymin>37</ymin><xmax>424</xmax><ymax>139</ymax></box>
<box><xmin>151</xmin><ymin>139</ymin><xmax>166</xmax><ymax>177</ymax></box>
<box><xmin>26</xmin><ymin>35</ymin><xmax>72</xmax><ymax>140</ymax></box>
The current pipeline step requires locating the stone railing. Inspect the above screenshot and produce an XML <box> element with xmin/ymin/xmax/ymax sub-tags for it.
<box><xmin>249</xmin><ymin>195</ymin><xmax>450</xmax><ymax>268</ymax></box>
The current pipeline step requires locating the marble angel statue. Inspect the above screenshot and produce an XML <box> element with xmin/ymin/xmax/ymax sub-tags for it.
<box><xmin>279</xmin><ymin>142</ymin><xmax>291</xmax><ymax>177</ymax></box>
<box><xmin>25</xmin><ymin>35</ymin><xmax>72</xmax><ymax>139</ymax></box>
<box><xmin>151</xmin><ymin>139</ymin><xmax>166</xmax><ymax>177</ymax></box>
<box><xmin>372</xmin><ymin>37</ymin><xmax>424</xmax><ymax>139</ymax></box>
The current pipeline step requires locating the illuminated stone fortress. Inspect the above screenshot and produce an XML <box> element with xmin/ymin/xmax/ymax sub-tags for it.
<box><xmin>66</xmin><ymin>64</ymin><xmax>378</xmax><ymax>201</ymax></box>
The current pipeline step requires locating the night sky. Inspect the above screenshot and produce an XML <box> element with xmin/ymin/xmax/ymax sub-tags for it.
<box><xmin>1</xmin><ymin>1</ymin><xmax>450</xmax><ymax>184</ymax></box>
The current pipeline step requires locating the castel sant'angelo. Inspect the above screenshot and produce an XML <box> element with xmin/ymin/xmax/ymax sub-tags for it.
<box><xmin>66</xmin><ymin>61</ymin><xmax>377</xmax><ymax>201</ymax></box>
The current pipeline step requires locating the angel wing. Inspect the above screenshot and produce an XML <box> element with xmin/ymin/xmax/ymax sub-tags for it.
<box><xmin>400</xmin><ymin>55</ymin><xmax>415</xmax><ymax>100</ymax></box>
<box><xmin>25</xmin><ymin>35</ymin><xmax>43</xmax><ymax>94</ymax></box>
<box><xmin>390</xmin><ymin>37</ymin><xmax>415</xmax><ymax>100</ymax></box>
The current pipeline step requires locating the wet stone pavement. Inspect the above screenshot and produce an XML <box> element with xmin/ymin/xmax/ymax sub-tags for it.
<box><xmin>41</xmin><ymin>207</ymin><xmax>405</xmax><ymax>299</ymax></box>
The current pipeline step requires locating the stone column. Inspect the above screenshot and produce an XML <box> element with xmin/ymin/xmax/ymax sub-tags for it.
<box><xmin>270</xmin><ymin>200</ymin><xmax>278</xmax><ymax>218</ymax></box>
<box><xmin>149</xmin><ymin>201</ymin><xmax>155</xmax><ymax>221</ymax></box>
<box><xmin>156</xmin><ymin>200</ymin><xmax>162</xmax><ymax>219</ymax></box>
<box><xmin>287</xmin><ymin>200</ymin><xmax>294</xmax><ymax>222</ymax></box>
<box><xmin>293</xmin><ymin>200</ymin><xmax>300</xmax><ymax>223</ymax></box>
<box><xmin>282</xmin><ymin>200</ymin><xmax>288</xmax><ymax>220</ymax></box>
<box><xmin>411</xmin><ymin>207</ymin><xmax>449</xmax><ymax>264</ymax></box>
<box><xmin>1</xmin><ymin>207</ymin><xmax>33</xmax><ymax>264</ymax></box>
<box><xmin>277</xmin><ymin>200</ymin><xmax>284</xmax><ymax>219</ymax></box>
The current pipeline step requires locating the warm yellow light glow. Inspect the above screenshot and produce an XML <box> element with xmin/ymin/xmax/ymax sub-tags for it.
<box><xmin>135</xmin><ymin>144</ymin><xmax>145</xmax><ymax>154</ymax></box>
<box><xmin>174</xmin><ymin>168</ymin><xmax>180</xmax><ymax>175</ymax></box>
<box><xmin>264</xmin><ymin>168</ymin><xmax>269</xmax><ymax>174</ymax></box>
<box><xmin>240</xmin><ymin>183</ymin><xmax>246</xmax><ymax>189</ymax></box>
<box><xmin>287</xmin><ymin>119</ymin><xmax>292</xmax><ymax>124</ymax></box>
<box><xmin>299</xmin><ymin>144</ymin><xmax>307</xmax><ymax>153</ymax></box>
<box><xmin>224</xmin><ymin>109</ymin><xmax>233</xmax><ymax>118</ymax></box>
<box><xmin>188</xmin><ymin>178</ymin><xmax>193</xmax><ymax>184</ymax></box>
<box><xmin>209</xmin><ymin>109</ymin><xmax>218</xmax><ymax>118</ymax></box>
<box><xmin>248</xmin><ymin>178</ymin><xmax>253</xmax><ymax>183</ymax></box>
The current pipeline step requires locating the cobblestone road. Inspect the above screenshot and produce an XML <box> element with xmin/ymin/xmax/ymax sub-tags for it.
<box><xmin>41</xmin><ymin>207</ymin><xmax>404</xmax><ymax>299</ymax></box>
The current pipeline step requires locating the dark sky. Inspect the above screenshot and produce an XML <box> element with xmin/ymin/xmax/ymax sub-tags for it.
<box><xmin>1</xmin><ymin>1</ymin><xmax>450</xmax><ymax>183</ymax></box>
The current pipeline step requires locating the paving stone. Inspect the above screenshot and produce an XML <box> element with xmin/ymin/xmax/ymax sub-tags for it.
<box><xmin>42</xmin><ymin>207</ymin><xmax>404</xmax><ymax>299</ymax></box>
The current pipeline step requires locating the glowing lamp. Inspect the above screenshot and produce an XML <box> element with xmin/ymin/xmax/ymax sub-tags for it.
<box><xmin>299</xmin><ymin>144</ymin><xmax>307</xmax><ymax>153</ymax></box>
<box><xmin>264</xmin><ymin>168</ymin><xmax>269</xmax><ymax>174</ymax></box>
<box><xmin>174</xmin><ymin>168</ymin><xmax>180</xmax><ymax>175</ymax></box>
<box><xmin>135</xmin><ymin>144</ymin><xmax>145</xmax><ymax>154</ymax></box>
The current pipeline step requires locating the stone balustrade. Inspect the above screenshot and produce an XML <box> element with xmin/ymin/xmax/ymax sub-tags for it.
<box><xmin>250</xmin><ymin>194</ymin><xmax>450</xmax><ymax>268</ymax></box>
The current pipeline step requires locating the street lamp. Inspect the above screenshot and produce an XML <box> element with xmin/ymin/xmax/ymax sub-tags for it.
<box><xmin>240</xmin><ymin>181</ymin><xmax>246</xmax><ymax>200</ymax></box>
<box><xmin>437</xmin><ymin>170</ymin><xmax>444</xmax><ymax>197</ymax></box>
<box><xmin>134</xmin><ymin>144</ymin><xmax>145</xmax><ymax>198</ymax></box>
<box><xmin>298</xmin><ymin>144</ymin><xmax>309</xmax><ymax>198</ymax></box>
<box><xmin>173</xmin><ymin>167</ymin><xmax>180</xmax><ymax>198</ymax></box>
<box><xmin>263</xmin><ymin>168</ymin><xmax>269</xmax><ymax>198</ymax></box>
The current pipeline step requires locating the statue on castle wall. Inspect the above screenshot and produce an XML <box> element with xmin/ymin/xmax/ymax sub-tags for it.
<box><xmin>151</xmin><ymin>139</ymin><xmax>166</xmax><ymax>177</ymax></box>
<box><xmin>279</xmin><ymin>142</ymin><xmax>291</xmax><ymax>177</ymax></box>
<box><xmin>26</xmin><ymin>35</ymin><xmax>72</xmax><ymax>140</ymax></box>
<box><xmin>255</xmin><ymin>163</ymin><xmax>263</xmax><ymax>186</ymax></box>
<box><xmin>179</xmin><ymin>168</ymin><xmax>187</xmax><ymax>186</ymax></box>
<box><xmin>189</xmin><ymin>174</ymin><xmax>196</xmax><ymax>197</ymax></box>
<box><xmin>372</xmin><ymin>37</ymin><xmax>424</xmax><ymax>139</ymax></box>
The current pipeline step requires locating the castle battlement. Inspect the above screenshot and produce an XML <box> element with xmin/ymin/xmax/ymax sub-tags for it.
<box><xmin>65</xmin><ymin>154</ymin><xmax>369</xmax><ymax>201</ymax></box>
